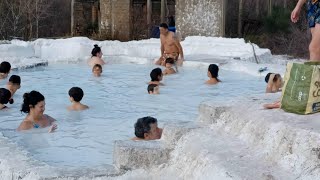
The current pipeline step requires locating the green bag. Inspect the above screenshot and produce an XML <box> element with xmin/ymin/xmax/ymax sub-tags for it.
<box><xmin>280</xmin><ymin>62</ymin><xmax>320</xmax><ymax>114</ymax></box>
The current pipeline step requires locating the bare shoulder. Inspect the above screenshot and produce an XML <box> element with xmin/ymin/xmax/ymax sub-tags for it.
<box><xmin>17</xmin><ymin>120</ymin><xmax>33</xmax><ymax>131</ymax></box>
<box><xmin>44</xmin><ymin>114</ymin><xmax>56</xmax><ymax>123</ymax></box>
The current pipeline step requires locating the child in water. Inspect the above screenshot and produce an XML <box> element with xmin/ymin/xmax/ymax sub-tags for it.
<box><xmin>67</xmin><ymin>87</ymin><xmax>89</xmax><ymax>111</ymax></box>
<box><xmin>149</xmin><ymin>68</ymin><xmax>164</xmax><ymax>86</ymax></box>
<box><xmin>92</xmin><ymin>64</ymin><xmax>103</xmax><ymax>77</ymax></box>
<box><xmin>147</xmin><ymin>84</ymin><xmax>160</xmax><ymax>94</ymax></box>
<box><xmin>206</xmin><ymin>64</ymin><xmax>221</xmax><ymax>85</ymax></box>
<box><xmin>163</xmin><ymin>58</ymin><xmax>176</xmax><ymax>75</ymax></box>
<box><xmin>6</xmin><ymin>75</ymin><xmax>21</xmax><ymax>103</ymax></box>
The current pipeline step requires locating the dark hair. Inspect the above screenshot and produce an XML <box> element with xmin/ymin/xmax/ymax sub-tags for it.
<box><xmin>9</xmin><ymin>75</ymin><xmax>21</xmax><ymax>85</ymax></box>
<box><xmin>159</xmin><ymin>23</ymin><xmax>169</xmax><ymax>29</ymax></box>
<box><xmin>69</xmin><ymin>87</ymin><xmax>84</xmax><ymax>102</ymax></box>
<box><xmin>92</xmin><ymin>64</ymin><xmax>102</xmax><ymax>72</ymax></box>
<box><xmin>165</xmin><ymin>58</ymin><xmax>174</xmax><ymax>64</ymax></box>
<box><xmin>134</xmin><ymin>116</ymin><xmax>158</xmax><ymax>139</ymax></box>
<box><xmin>265</xmin><ymin>73</ymin><xmax>281</xmax><ymax>83</ymax></box>
<box><xmin>0</xmin><ymin>61</ymin><xmax>11</xmax><ymax>74</ymax></box>
<box><xmin>150</xmin><ymin>68</ymin><xmax>162</xmax><ymax>81</ymax></box>
<box><xmin>21</xmin><ymin>91</ymin><xmax>45</xmax><ymax>113</ymax></box>
<box><xmin>0</xmin><ymin>88</ymin><xmax>11</xmax><ymax>104</ymax></box>
<box><xmin>91</xmin><ymin>44</ymin><xmax>101</xmax><ymax>57</ymax></box>
<box><xmin>208</xmin><ymin>64</ymin><xmax>219</xmax><ymax>79</ymax></box>
<box><xmin>147</xmin><ymin>84</ymin><xmax>158</xmax><ymax>93</ymax></box>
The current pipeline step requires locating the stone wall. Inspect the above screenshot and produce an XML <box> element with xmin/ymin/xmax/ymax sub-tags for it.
<box><xmin>100</xmin><ymin>0</ymin><xmax>131</xmax><ymax>41</ymax></box>
<box><xmin>175</xmin><ymin>0</ymin><xmax>225</xmax><ymax>38</ymax></box>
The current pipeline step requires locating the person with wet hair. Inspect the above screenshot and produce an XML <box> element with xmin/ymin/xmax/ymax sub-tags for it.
<box><xmin>92</xmin><ymin>64</ymin><xmax>103</xmax><ymax>77</ymax></box>
<box><xmin>147</xmin><ymin>84</ymin><xmax>160</xmax><ymax>94</ymax></box>
<box><xmin>67</xmin><ymin>87</ymin><xmax>89</xmax><ymax>111</ymax></box>
<box><xmin>0</xmin><ymin>61</ymin><xmax>11</xmax><ymax>79</ymax></box>
<box><xmin>17</xmin><ymin>91</ymin><xmax>57</xmax><ymax>132</ymax></box>
<box><xmin>6</xmin><ymin>75</ymin><xmax>21</xmax><ymax>103</ymax></box>
<box><xmin>163</xmin><ymin>58</ymin><xmax>176</xmax><ymax>75</ymax></box>
<box><xmin>0</xmin><ymin>88</ymin><xmax>12</xmax><ymax>110</ymax></box>
<box><xmin>149</xmin><ymin>68</ymin><xmax>164</xmax><ymax>85</ymax></box>
<box><xmin>132</xmin><ymin>116</ymin><xmax>163</xmax><ymax>140</ymax></box>
<box><xmin>206</xmin><ymin>64</ymin><xmax>221</xmax><ymax>85</ymax></box>
<box><xmin>88</xmin><ymin>44</ymin><xmax>105</xmax><ymax>67</ymax></box>
<box><xmin>265</xmin><ymin>73</ymin><xmax>282</xmax><ymax>93</ymax></box>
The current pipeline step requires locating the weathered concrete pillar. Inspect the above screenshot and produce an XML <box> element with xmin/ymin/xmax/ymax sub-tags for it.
<box><xmin>71</xmin><ymin>0</ymin><xmax>74</xmax><ymax>36</ymax></box>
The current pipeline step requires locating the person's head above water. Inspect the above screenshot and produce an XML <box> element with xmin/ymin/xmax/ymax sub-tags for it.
<box><xmin>0</xmin><ymin>88</ymin><xmax>11</xmax><ymax>106</ymax></box>
<box><xmin>134</xmin><ymin>116</ymin><xmax>162</xmax><ymax>140</ymax></box>
<box><xmin>208</xmin><ymin>64</ymin><xmax>219</xmax><ymax>79</ymax></box>
<box><xmin>92</xmin><ymin>64</ymin><xmax>103</xmax><ymax>77</ymax></box>
<box><xmin>159</xmin><ymin>23</ymin><xmax>169</xmax><ymax>35</ymax></box>
<box><xmin>9</xmin><ymin>75</ymin><xmax>21</xmax><ymax>85</ymax></box>
<box><xmin>0</xmin><ymin>61</ymin><xmax>11</xmax><ymax>78</ymax></box>
<box><xmin>68</xmin><ymin>87</ymin><xmax>84</xmax><ymax>102</ymax></box>
<box><xmin>91</xmin><ymin>44</ymin><xmax>103</xmax><ymax>58</ymax></box>
<box><xmin>165</xmin><ymin>58</ymin><xmax>174</xmax><ymax>68</ymax></box>
<box><xmin>150</xmin><ymin>68</ymin><xmax>163</xmax><ymax>82</ymax></box>
<box><xmin>265</xmin><ymin>73</ymin><xmax>281</xmax><ymax>83</ymax></box>
<box><xmin>147</xmin><ymin>84</ymin><xmax>159</xmax><ymax>94</ymax></box>
<box><xmin>21</xmin><ymin>91</ymin><xmax>45</xmax><ymax>114</ymax></box>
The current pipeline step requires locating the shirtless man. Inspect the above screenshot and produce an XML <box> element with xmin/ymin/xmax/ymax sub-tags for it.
<box><xmin>292</xmin><ymin>0</ymin><xmax>320</xmax><ymax>61</ymax></box>
<box><xmin>155</xmin><ymin>23</ymin><xmax>184</xmax><ymax>66</ymax></box>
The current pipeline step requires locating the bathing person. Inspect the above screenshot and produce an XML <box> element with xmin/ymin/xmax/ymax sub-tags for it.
<box><xmin>88</xmin><ymin>44</ymin><xmax>105</xmax><ymax>67</ymax></box>
<box><xmin>132</xmin><ymin>116</ymin><xmax>163</xmax><ymax>140</ymax></box>
<box><xmin>291</xmin><ymin>0</ymin><xmax>320</xmax><ymax>61</ymax></box>
<box><xmin>6</xmin><ymin>75</ymin><xmax>21</xmax><ymax>103</ymax></box>
<box><xmin>67</xmin><ymin>87</ymin><xmax>89</xmax><ymax>111</ymax></box>
<box><xmin>147</xmin><ymin>84</ymin><xmax>160</xmax><ymax>94</ymax></box>
<box><xmin>17</xmin><ymin>91</ymin><xmax>57</xmax><ymax>132</ymax></box>
<box><xmin>155</xmin><ymin>23</ymin><xmax>184</xmax><ymax>66</ymax></box>
<box><xmin>149</xmin><ymin>68</ymin><xmax>164</xmax><ymax>86</ymax></box>
<box><xmin>163</xmin><ymin>58</ymin><xmax>177</xmax><ymax>75</ymax></box>
<box><xmin>206</xmin><ymin>64</ymin><xmax>221</xmax><ymax>85</ymax></box>
<box><xmin>0</xmin><ymin>61</ymin><xmax>11</xmax><ymax>79</ymax></box>
<box><xmin>92</xmin><ymin>64</ymin><xmax>103</xmax><ymax>77</ymax></box>
<box><xmin>0</xmin><ymin>88</ymin><xmax>11</xmax><ymax>110</ymax></box>
<box><xmin>265</xmin><ymin>73</ymin><xmax>282</xmax><ymax>93</ymax></box>
<box><xmin>263</xmin><ymin>101</ymin><xmax>281</xmax><ymax>109</ymax></box>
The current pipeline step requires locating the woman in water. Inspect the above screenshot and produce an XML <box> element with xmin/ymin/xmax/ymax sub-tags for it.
<box><xmin>17</xmin><ymin>91</ymin><xmax>57</xmax><ymax>133</ymax></box>
<box><xmin>88</xmin><ymin>44</ymin><xmax>105</xmax><ymax>67</ymax></box>
<box><xmin>206</xmin><ymin>64</ymin><xmax>221</xmax><ymax>85</ymax></box>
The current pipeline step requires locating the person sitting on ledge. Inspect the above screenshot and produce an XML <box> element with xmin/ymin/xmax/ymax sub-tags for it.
<box><xmin>265</xmin><ymin>73</ymin><xmax>282</xmax><ymax>93</ymax></box>
<box><xmin>132</xmin><ymin>116</ymin><xmax>163</xmax><ymax>141</ymax></box>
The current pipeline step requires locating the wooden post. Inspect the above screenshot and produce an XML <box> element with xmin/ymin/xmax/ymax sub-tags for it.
<box><xmin>238</xmin><ymin>0</ymin><xmax>243</xmax><ymax>37</ymax></box>
<box><xmin>161</xmin><ymin>0</ymin><xmax>165</xmax><ymax>23</ymax></box>
<box><xmin>147</xmin><ymin>0</ymin><xmax>152</xmax><ymax>37</ymax></box>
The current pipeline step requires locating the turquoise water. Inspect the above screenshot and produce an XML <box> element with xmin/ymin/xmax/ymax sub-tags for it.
<box><xmin>0</xmin><ymin>63</ymin><xmax>265</xmax><ymax>169</ymax></box>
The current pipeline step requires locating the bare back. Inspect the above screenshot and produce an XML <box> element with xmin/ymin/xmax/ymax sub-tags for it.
<box><xmin>88</xmin><ymin>57</ymin><xmax>105</xmax><ymax>67</ymax></box>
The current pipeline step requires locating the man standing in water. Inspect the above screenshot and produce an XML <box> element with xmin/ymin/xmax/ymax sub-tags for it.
<box><xmin>292</xmin><ymin>0</ymin><xmax>320</xmax><ymax>61</ymax></box>
<box><xmin>155</xmin><ymin>23</ymin><xmax>184</xmax><ymax>66</ymax></box>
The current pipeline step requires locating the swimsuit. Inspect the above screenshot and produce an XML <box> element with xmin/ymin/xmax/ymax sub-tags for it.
<box><xmin>308</xmin><ymin>0</ymin><xmax>320</xmax><ymax>28</ymax></box>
